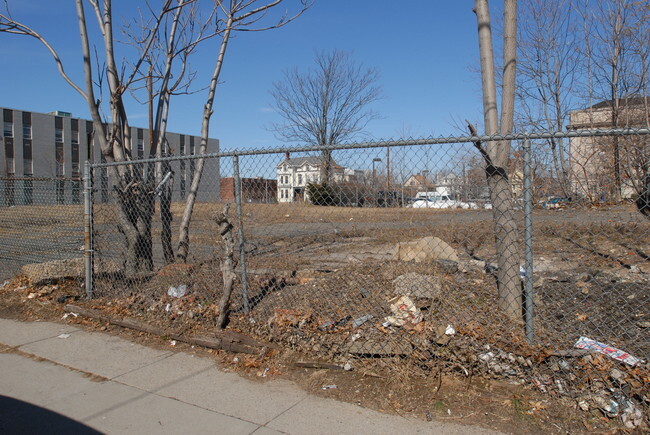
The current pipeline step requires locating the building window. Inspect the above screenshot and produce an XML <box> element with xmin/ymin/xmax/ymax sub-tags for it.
<box><xmin>23</xmin><ymin>139</ymin><xmax>32</xmax><ymax>176</ymax></box>
<box><xmin>4</xmin><ymin>137</ymin><xmax>14</xmax><ymax>174</ymax></box>
<box><xmin>86</xmin><ymin>121</ymin><xmax>94</xmax><ymax>161</ymax></box>
<box><xmin>55</xmin><ymin>142</ymin><xmax>64</xmax><ymax>177</ymax></box>
<box><xmin>3</xmin><ymin>109</ymin><xmax>12</xmax><ymax>137</ymax></box>
<box><xmin>189</xmin><ymin>136</ymin><xmax>195</xmax><ymax>181</ymax></box>
<box><xmin>137</xmin><ymin>128</ymin><xmax>144</xmax><ymax>158</ymax></box>
<box><xmin>22</xmin><ymin>112</ymin><xmax>31</xmax><ymax>139</ymax></box>
<box><xmin>298</xmin><ymin>174</ymin><xmax>303</xmax><ymax>185</ymax></box>
<box><xmin>55</xmin><ymin>116</ymin><xmax>63</xmax><ymax>143</ymax></box>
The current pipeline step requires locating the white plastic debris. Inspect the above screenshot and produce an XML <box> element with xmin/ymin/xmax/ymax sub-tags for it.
<box><xmin>165</xmin><ymin>303</ymin><xmax>171</xmax><ymax>312</ymax></box>
<box><xmin>57</xmin><ymin>333</ymin><xmax>71</xmax><ymax>339</ymax></box>
<box><xmin>445</xmin><ymin>324</ymin><xmax>456</xmax><ymax>335</ymax></box>
<box><xmin>167</xmin><ymin>284</ymin><xmax>187</xmax><ymax>298</ymax></box>
<box><xmin>384</xmin><ymin>295</ymin><xmax>422</xmax><ymax>327</ymax></box>
<box><xmin>62</xmin><ymin>312</ymin><xmax>78</xmax><ymax>320</ymax></box>
<box><xmin>321</xmin><ymin>384</ymin><xmax>337</xmax><ymax>390</ymax></box>
<box><xmin>574</xmin><ymin>336</ymin><xmax>641</xmax><ymax>366</ymax></box>
<box><xmin>170</xmin><ymin>340</ymin><xmax>177</xmax><ymax>346</ymax></box>
<box><xmin>343</xmin><ymin>362</ymin><xmax>353</xmax><ymax>371</ymax></box>
<box><xmin>0</xmin><ymin>280</ymin><xmax>9</xmax><ymax>289</ymax></box>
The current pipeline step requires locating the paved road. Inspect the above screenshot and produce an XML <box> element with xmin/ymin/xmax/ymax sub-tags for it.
<box><xmin>0</xmin><ymin>318</ymin><xmax>500</xmax><ymax>435</ymax></box>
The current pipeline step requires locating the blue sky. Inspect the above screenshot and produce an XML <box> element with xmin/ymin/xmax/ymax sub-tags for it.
<box><xmin>0</xmin><ymin>1</ymin><xmax>495</xmax><ymax>151</ymax></box>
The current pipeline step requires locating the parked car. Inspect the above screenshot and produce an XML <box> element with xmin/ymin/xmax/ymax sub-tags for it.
<box><xmin>542</xmin><ymin>196</ymin><xmax>572</xmax><ymax>209</ymax></box>
<box><xmin>409</xmin><ymin>197</ymin><xmax>479</xmax><ymax>209</ymax></box>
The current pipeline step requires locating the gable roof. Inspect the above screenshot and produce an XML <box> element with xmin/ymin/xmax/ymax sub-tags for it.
<box><xmin>277</xmin><ymin>156</ymin><xmax>342</xmax><ymax>169</ymax></box>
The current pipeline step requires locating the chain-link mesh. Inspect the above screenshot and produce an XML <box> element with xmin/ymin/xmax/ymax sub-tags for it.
<box><xmin>7</xmin><ymin>128</ymin><xmax>636</xmax><ymax>427</ymax></box>
<box><xmin>0</xmin><ymin>178</ymin><xmax>84</xmax><ymax>285</ymax></box>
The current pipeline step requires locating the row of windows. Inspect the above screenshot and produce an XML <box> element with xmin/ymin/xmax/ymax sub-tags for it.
<box><xmin>279</xmin><ymin>173</ymin><xmax>319</xmax><ymax>185</ymax></box>
<box><xmin>279</xmin><ymin>189</ymin><xmax>292</xmax><ymax>199</ymax></box>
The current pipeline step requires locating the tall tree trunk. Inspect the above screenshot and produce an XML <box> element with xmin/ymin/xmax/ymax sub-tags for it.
<box><xmin>177</xmin><ymin>17</ymin><xmax>233</xmax><ymax>261</ymax></box>
<box><xmin>474</xmin><ymin>0</ymin><xmax>521</xmax><ymax>320</ymax></box>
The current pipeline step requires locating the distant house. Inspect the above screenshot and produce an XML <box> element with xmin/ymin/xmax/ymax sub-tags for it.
<box><xmin>568</xmin><ymin>97</ymin><xmax>649</xmax><ymax>200</ymax></box>
<box><xmin>277</xmin><ymin>154</ymin><xmax>363</xmax><ymax>203</ymax></box>
<box><xmin>220</xmin><ymin>177</ymin><xmax>276</xmax><ymax>203</ymax></box>
<box><xmin>404</xmin><ymin>174</ymin><xmax>434</xmax><ymax>190</ymax></box>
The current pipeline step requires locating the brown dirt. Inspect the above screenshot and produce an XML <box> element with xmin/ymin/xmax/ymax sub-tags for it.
<box><xmin>0</xmin><ymin>274</ymin><xmax>643</xmax><ymax>434</ymax></box>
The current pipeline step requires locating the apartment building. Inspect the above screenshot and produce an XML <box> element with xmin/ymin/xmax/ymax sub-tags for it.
<box><xmin>1</xmin><ymin>107</ymin><xmax>219</xmax><ymax>205</ymax></box>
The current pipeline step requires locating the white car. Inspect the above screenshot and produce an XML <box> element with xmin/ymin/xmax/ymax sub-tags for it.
<box><xmin>410</xmin><ymin>198</ymin><xmax>479</xmax><ymax>209</ymax></box>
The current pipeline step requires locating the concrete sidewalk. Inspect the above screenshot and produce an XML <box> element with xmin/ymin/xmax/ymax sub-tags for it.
<box><xmin>0</xmin><ymin>318</ymin><xmax>500</xmax><ymax>434</ymax></box>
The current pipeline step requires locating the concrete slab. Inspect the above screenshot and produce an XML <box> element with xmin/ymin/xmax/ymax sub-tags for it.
<box><xmin>82</xmin><ymin>388</ymin><xmax>259</xmax><ymax>435</ymax></box>
<box><xmin>114</xmin><ymin>352</ymin><xmax>216</xmax><ymax>393</ymax></box>
<box><xmin>0</xmin><ymin>353</ymin><xmax>96</xmax><ymax>406</ymax></box>
<box><xmin>47</xmin><ymin>377</ymin><xmax>258</xmax><ymax>435</ymax></box>
<box><xmin>0</xmin><ymin>318</ymin><xmax>78</xmax><ymax>347</ymax></box>
<box><xmin>134</xmin><ymin>364</ymin><xmax>307</xmax><ymax>425</ymax></box>
<box><xmin>20</xmin><ymin>329</ymin><xmax>173</xmax><ymax>379</ymax></box>
<box><xmin>267</xmin><ymin>395</ymin><xmax>497</xmax><ymax>435</ymax></box>
<box><xmin>251</xmin><ymin>426</ymin><xmax>288</xmax><ymax>435</ymax></box>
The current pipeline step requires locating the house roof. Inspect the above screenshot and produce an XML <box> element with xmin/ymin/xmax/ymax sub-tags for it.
<box><xmin>277</xmin><ymin>156</ymin><xmax>342</xmax><ymax>169</ymax></box>
<box><xmin>590</xmin><ymin>97</ymin><xmax>649</xmax><ymax>109</ymax></box>
<box><xmin>405</xmin><ymin>174</ymin><xmax>432</xmax><ymax>185</ymax></box>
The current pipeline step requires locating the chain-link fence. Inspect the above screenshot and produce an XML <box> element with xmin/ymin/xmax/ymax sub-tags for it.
<box><xmin>0</xmin><ymin>178</ymin><xmax>84</xmax><ymax>282</ymax></box>
<box><xmin>1</xmin><ymin>128</ymin><xmax>648</xmax><ymax>426</ymax></box>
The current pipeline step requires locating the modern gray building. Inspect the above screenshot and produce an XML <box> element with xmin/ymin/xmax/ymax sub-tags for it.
<box><xmin>1</xmin><ymin>107</ymin><xmax>220</xmax><ymax>205</ymax></box>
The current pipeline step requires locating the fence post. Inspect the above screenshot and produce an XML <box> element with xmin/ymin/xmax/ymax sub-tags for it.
<box><xmin>233</xmin><ymin>155</ymin><xmax>250</xmax><ymax>313</ymax></box>
<box><xmin>523</xmin><ymin>138</ymin><xmax>534</xmax><ymax>344</ymax></box>
<box><xmin>83</xmin><ymin>160</ymin><xmax>94</xmax><ymax>299</ymax></box>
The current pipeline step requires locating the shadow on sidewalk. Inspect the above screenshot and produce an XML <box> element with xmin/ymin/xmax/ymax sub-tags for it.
<box><xmin>0</xmin><ymin>395</ymin><xmax>101</xmax><ymax>434</ymax></box>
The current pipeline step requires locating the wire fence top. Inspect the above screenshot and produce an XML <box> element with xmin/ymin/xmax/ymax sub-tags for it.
<box><xmin>89</xmin><ymin>127</ymin><xmax>650</xmax><ymax>169</ymax></box>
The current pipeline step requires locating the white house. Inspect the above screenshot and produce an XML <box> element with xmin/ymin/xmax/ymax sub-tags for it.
<box><xmin>277</xmin><ymin>154</ymin><xmax>360</xmax><ymax>203</ymax></box>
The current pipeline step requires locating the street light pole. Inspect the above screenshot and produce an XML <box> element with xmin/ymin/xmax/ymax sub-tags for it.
<box><xmin>372</xmin><ymin>157</ymin><xmax>381</xmax><ymax>206</ymax></box>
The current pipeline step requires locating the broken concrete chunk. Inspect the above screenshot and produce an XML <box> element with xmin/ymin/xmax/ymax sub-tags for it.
<box><xmin>393</xmin><ymin>236</ymin><xmax>459</xmax><ymax>264</ymax></box>
<box><xmin>392</xmin><ymin>273</ymin><xmax>442</xmax><ymax>300</ymax></box>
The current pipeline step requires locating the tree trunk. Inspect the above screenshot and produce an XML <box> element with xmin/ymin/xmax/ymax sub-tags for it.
<box><xmin>177</xmin><ymin>18</ymin><xmax>234</xmax><ymax>262</ymax></box>
<box><xmin>214</xmin><ymin>204</ymin><xmax>237</xmax><ymax>329</ymax></box>
<box><xmin>474</xmin><ymin>0</ymin><xmax>521</xmax><ymax>320</ymax></box>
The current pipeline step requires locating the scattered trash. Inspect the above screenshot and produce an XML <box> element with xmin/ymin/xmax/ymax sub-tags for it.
<box><xmin>621</xmin><ymin>402</ymin><xmax>643</xmax><ymax>428</ymax></box>
<box><xmin>321</xmin><ymin>384</ymin><xmax>337</xmax><ymax>390</ymax></box>
<box><xmin>260</xmin><ymin>367</ymin><xmax>269</xmax><ymax>377</ymax></box>
<box><xmin>577</xmin><ymin>399</ymin><xmax>590</xmax><ymax>412</ymax></box>
<box><xmin>350</xmin><ymin>333</ymin><xmax>362</xmax><ymax>342</ymax></box>
<box><xmin>165</xmin><ymin>303</ymin><xmax>171</xmax><ymax>312</ymax></box>
<box><xmin>62</xmin><ymin>312</ymin><xmax>78</xmax><ymax>320</ymax></box>
<box><xmin>167</xmin><ymin>284</ymin><xmax>187</xmax><ymax>298</ymax></box>
<box><xmin>14</xmin><ymin>286</ymin><xmax>26</xmax><ymax>292</ymax></box>
<box><xmin>27</xmin><ymin>293</ymin><xmax>37</xmax><ymax>299</ymax></box>
<box><xmin>593</xmin><ymin>396</ymin><xmax>619</xmax><ymax>418</ymax></box>
<box><xmin>57</xmin><ymin>333</ymin><xmax>71</xmax><ymax>339</ymax></box>
<box><xmin>318</xmin><ymin>316</ymin><xmax>351</xmax><ymax>331</ymax></box>
<box><xmin>445</xmin><ymin>324</ymin><xmax>456</xmax><ymax>335</ymax></box>
<box><xmin>574</xmin><ymin>336</ymin><xmax>641</xmax><ymax>366</ymax></box>
<box><xmin>384</xmin><ymin>295</ymin><xmax>422</xmax><ymax>327</ymax></box>
<box><xmin>232</xmin><ymin>357</ymin><xmax>239</xmax><ymax>363</ymax></box>
<box><xmin>520</xmin><ymin>266</ymin><xmax>526</xmax><ymax>279</ymax></box>
<box><xmin>351</xmin><ymin>314</ymin><xmax>373</xmax><ymax>328</ymax></box>
<box><xmin>479</xmin><ymin>352</ymin><xmax>494</xmax><ymax>362</ymax></box>
<box><xmin>343</xmin><ymin>362</ymin><xmax>353</xmax><ymax>371</ymax></box>
<box><xmin>425</xmin><ymin>410</ymin><xmax>432</xmax><ymax>421</ymax></box>
<box><xmin>170</xmin><ymin>340</ymin><xmax>177</xmax><ymax>346</ymax></box>
<box><xmin>0</xmin><ymin>280</ymin><xmax>9</xmax><ymax>289</ymax></box>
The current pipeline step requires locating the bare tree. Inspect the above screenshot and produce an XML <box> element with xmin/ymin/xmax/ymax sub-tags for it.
<box><xmin>472</xmin><ymin>0</ymin><xmax>521</xmax><ymax>320</ymax></box>
<box><xmin>516</xmin><ymin>0</ymin><xmax>578</xmax><ymax>197</ymax></box>
<box><xmin>175</xmin><ymin>0</ymin><xmax>312</xmax><ymax>262</ymax></box>
<box><xmin>270</xmin><ymin>50</ymin><xmax>382</xmax><ymax>183</ymax></box>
